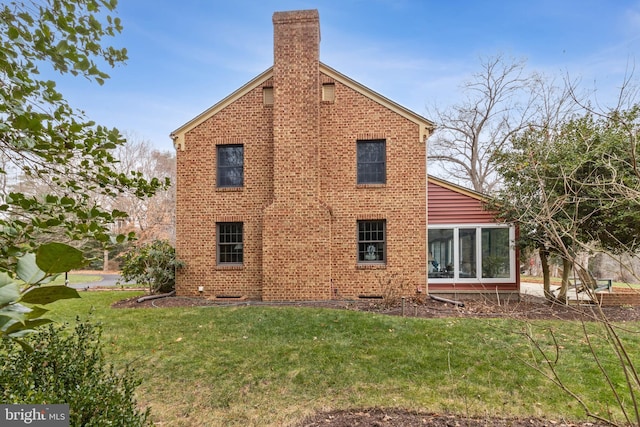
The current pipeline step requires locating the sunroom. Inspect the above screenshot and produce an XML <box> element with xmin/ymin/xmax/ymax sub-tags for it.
<box><xmin>427</xmin><ymin>176</ymin><xmax>520</xmax><ymax>296</ymax></box>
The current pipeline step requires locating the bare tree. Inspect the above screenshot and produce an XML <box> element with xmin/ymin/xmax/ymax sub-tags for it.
<box><xmin>107</xmin><ymin>135</ymin><xmax>175</xmax><ymax>244</ymax></box>
<box><xmin>5</xmin><ymin>135</ymin><xmax>175</xmax><ymax>269</ymax></box>
<box><xmin>428</xmin><ymin>55</ymin><xmax>531</xmax><ymax>192</ymax></box>
<box><xmin>428</xmin><ymin>55</ymin><xmax>578</xmax><ymax>194</ymax></box>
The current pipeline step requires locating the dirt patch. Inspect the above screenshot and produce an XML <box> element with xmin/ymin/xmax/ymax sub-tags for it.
<box><xmin>111</xmin><ymin>292</ymin><xmax>638</xmax><ymax>426</ymax></box>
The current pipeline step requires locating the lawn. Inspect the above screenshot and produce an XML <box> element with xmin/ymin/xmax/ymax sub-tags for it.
<box><xmin>47</xmin><ymin>292</ymin><xmax>640</xmax><ymax>426</ymax></box>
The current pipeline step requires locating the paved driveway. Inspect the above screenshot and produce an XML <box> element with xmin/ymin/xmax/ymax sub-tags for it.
<box><xmin>68</xmin><ymin>274</ymin><xmax>135</xmax><ymax>289</ymax></box>
<box><xmin>520</xmin><ymin>281</ymin><xmax>548</xmax><ymax>297</ymax></box>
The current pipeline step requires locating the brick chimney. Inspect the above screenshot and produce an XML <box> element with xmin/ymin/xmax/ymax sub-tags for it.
<box><xmin>272</xmin><ymin>10</ymin><xmax>320</xmax><ymax>197</ymax></box>
<box><xmin>262</xmin><ymin>10</ymin><xmax>332</xmax><ymax>301</ymax></box>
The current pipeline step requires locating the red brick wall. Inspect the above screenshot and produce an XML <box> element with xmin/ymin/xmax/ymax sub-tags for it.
<box><xmin>175</xmin><ymin>10</ymin><xmax>426</xmax><ymax>301</ymax></box>
<box><xmin>175</xmin><ymin>84</ymin><xmax>273</xmax><ymax>299</ymax></box>
<box><xmin>597</xmin><ymin>289</ymin><xmax>640</xmax><ymax>306</ymax></box>
<box><xmin>319</xmin><ymin>76</ymin><xmax>426</xmax><ymax>298</ymax></box>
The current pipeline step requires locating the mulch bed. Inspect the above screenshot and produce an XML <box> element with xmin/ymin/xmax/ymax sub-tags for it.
<box><xmin>296</xmin><ymin>408</ymin><xmax>609</xmax><ymax>426</ymax></box>
<box><xmin>111</xmin><ymin>292</ymin><xmax>640</xmax><ymax>322</ymax></box>
<box><xmin>110</xmin><ymin>291</ymin><xmax>639</xmax><ymax>426</ymax></box>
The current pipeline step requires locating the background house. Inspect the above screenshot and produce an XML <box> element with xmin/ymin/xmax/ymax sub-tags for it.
<box><xmin>171</xmin><ymin>10</ymin><xmax>433</xmax><ymax>301</ymax></box>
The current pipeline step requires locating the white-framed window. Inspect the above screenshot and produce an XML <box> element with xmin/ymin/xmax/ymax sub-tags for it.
<box><xmin>428</xmin><ymin>224</ymin><xmax>515</xmax><ymax>282</ymax></box>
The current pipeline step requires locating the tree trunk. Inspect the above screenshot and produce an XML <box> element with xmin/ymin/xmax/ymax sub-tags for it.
<box><xmin>556</xmin><ymin>257</ymin><xmax>572</xmax><ymax>302</ymax></box>
<box><xmin>539</xmin><ymin>246</ymin><xmax>553</xmax><ymax>300</ymax></box>
<box><xmin>103</xmin><ymin>249</ymin><xmax>109</xmax><ymax>272</ymax></box>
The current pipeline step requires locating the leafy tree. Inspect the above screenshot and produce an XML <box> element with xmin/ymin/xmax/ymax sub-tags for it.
<box><xmin>0</xmin><ymin>242</ymin><xmax>84</xmax><ymax>351</ymax></box>
<box><xmin>119</xmin><ymin>240</ymin><xmax>183</xmax><ymax>294</ymax></box>
<box><xmin>494</xmin><ymin>107</ymin><xmax>640</xmax><ymax>300</ymax></box>
<box><xmin>0</xmin><ymin>0</ymin><xmax>168</xmax><ymax>273</ymax></box>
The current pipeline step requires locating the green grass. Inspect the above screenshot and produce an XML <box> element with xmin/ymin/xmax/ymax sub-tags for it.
<box><xmin>613</xmin><ymin>282</ymin><xmax>640</xmax><ymax>289</ymax></box>
<box><xmin>46</xmin><ymin>292</ymin><xmax>640</xmax><ymax>426</ymax></box>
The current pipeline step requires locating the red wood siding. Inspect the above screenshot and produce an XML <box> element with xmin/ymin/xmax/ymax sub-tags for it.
<box><xmin>428</xmin><ymin>181</ymin><xmax>497</xmax><ymax>224</ymax></box>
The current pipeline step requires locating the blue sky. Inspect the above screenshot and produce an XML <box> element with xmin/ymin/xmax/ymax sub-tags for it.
<box><xmin>52</xmin><ymin>0</ymin><xmax>640</xmax><ymax>152</ymax></box>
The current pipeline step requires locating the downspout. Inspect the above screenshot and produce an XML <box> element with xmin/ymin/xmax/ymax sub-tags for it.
<box><xmin>329</xmin><ymin>205</ymin><xmax>334</xmax><ymax>299</ymax></box>
<box><xmin>424</xmin><ymin>125</ymin><xmax>430</xmax><ymax>296</ymax></box>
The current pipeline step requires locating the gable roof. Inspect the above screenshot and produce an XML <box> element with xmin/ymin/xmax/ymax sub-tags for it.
<box><xmin>170</xmin><ymin>63</ymin><xmax>435</xmax><ymax>150</ymax></box>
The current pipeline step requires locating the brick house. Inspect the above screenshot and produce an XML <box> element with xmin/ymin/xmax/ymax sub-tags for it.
<box><xmin>171</xmin><ymin>9</ymin><xmax>518</xmax><ymax>301</ymax></box>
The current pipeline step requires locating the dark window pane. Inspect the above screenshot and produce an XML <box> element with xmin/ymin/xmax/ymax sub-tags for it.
<box><xmin>357</xmin><ymin>140</ymin><xmax>386</xmax><ymax>184</ymax></box>
<box><xmin>217</xmin><ymin>145</ymin><xmax>244</xmax><ymax>187</ymax></box>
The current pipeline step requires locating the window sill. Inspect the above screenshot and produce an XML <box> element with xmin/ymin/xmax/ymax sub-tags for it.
<box><xmin>428</xmin><ymin>277</ymin><xmax>515</xmax><ymax>283</ymax></box>
<box><xmin>356</xmin><ymin>263</ymin><xmax>387</xmax><ymax>270</ymax></box>
<box><xmin>216</xmin><ymin>264</ymin><xmax>243</xmax><ymax>270</ymax></box>
<box><xmin>216</xmin><ymin>187</ymin><xmax>243</xmax><ymax>192</ymax></box>
<box><xmin>356</xmin><ymin>183</ymin><xmax>386</xmax><ymax>189</ymax></box>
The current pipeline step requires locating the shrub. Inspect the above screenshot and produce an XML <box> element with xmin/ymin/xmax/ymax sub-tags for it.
<box><xmin>119</xmin><ymin>240</ymin><xmax>184</xmax><ymax>293</ymax></box>
<box><xmin>0</xmin><ymin>320</ymin><xmax>151</xmax><ymax>427</ymax></box>
<box><xmin>378</xmin><ymin>272</ymin><xmax>411</xmax><ymax>309</ymax></box>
